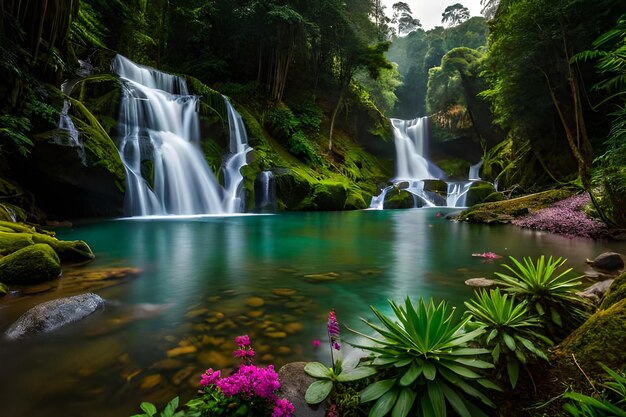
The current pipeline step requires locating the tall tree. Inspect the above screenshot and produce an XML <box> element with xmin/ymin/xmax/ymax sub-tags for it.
<box><xmin>391</xmin><ymin>2</ymin><xmax>421</xmax><ymax>37</ymax></box>
<box><xmin>442</xmin><ymin>3</ymin><xmax>470</xmax><ymax>27</ymax></box>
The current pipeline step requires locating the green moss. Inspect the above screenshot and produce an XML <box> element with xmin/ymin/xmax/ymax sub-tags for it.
<box><xmin>0</xmin><ymin>243</ymin><xmax>61</xmax><ymax>284</ymax></box>
<box><xmin>483</xmin><ymin>192</ymin><xmax>505</xmax><ymax>203</ymax></box>
<box><xmin>345</xmin><ymin>188</ymin><xmax>368</xmax><ymax>210</ymax></box>
<box><xmin>437</xmin><ymin>158</ymin><xmax>471</xmax><ymax>177</ymax></box>
<box><xmin>457</xmin><ymin>189</ymin><xmax>573</xmax><ymax>224</ymax></box>
<box><xmin>31</xmin><ymin>234</ymin><xmax>95</xmax><ymax>263</ymax></box>
<box><xmin>600</xmin><ymin>272</ymin><xmax>626</xmax><ymax>309</ymax></box>
<box><xmin>557</xmin><ymin>298</ymin><xmax>626</xmax><ymax>375</ymax></box>
<box><xmin>310</xmin><ymin>181</ymin><xmax>348</xmax><ymax>211</ymax></box>
<box><xmin>465</xmin><ymin>182</ymin><xmax>497</xmax><ymax>207</ymax></box>
<box><xmin>0</xmin><ymin>281</ymin><xmax>7</xmax><ymax>296</ymax></box>
<box><xmin>385</xmin><ymin>190</ymin><xmax>416</xmax><ymax>209</ymax></box>
<box><xmin>0</xmin><ymin>232</ymin><xmax>35</xmax><ymax>255</ymax></box>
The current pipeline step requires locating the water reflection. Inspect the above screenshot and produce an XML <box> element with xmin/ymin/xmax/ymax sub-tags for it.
<box><xmin>0</xmin><ymin>210</ymin><xmax>623</xmax><ymax>417</ymax></box>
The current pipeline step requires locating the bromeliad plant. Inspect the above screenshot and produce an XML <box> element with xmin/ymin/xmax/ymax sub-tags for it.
<box><xmin>493</xmin><ymin>256</ymin><xmax>591</xmax><ymax>339</ymax></box>
<box><xmin>464</xmin><ymin>289</ymin><xmax>552</xmax><ymax>389</ymax></box>
<box><xmin>305</xmin><ymin>309</ymin><xmax>377</xmax><ymax>405</ymax></box>
<box><xmin>350</xmin><ymin>297</ymin><xmax>500</xmax><ymax>417</ymax></box>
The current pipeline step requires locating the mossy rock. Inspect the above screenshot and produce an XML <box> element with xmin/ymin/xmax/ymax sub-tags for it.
<box><xmin>0</xmin><ymin>282</ymin><xmax>8</xmax><ymax>297</ymax></box>
<box><xmin>423</xmin><ymin>179</ymin><xmax>448</xmax><ymax>194</ymax></box>
<box><xmin>465</xmin><ymin>182</ymin><xmax>497</xmax><ymax>207</ymax></box>
<box><xmin>0</xmin><ymin>243</ymin><xmax>61</xmax><ymax>285</ymax></box>
<box><xmin>483</xmin><ymin>192</ymin><xmax>505</xmax><ymax>203</ymax></box>
<box><xmin>457</xmin><ymin>189</ymin><xmax>573</xmax><ymax>224</ymax></box>
<box><xmin>0</xmin><ymin>221</ymin><xmax>94</xmax><ymax>262</ymax></box>
<box><xmin>345</xmin><ymin>189</ymin><xmax>368</xmax><ymax>210</ymax></box>
<box><xmin>385</xmin><ymin>190</ymin><xmax>417</xmax><ymax>209</ymax></box>
<box><xmin>600</xmin><ymin>272</ymin><xmax>626</xmax><ymax>309</ymax></box>
<box><xmin>274</xmin><ymin>170</ymin><xmax>314</xmax><ymax>210</ymax></box>
<box><xmin>556</xmin><ymin>298</ymin><xmax>626</xmax><ymax>375</ymax></box>
<box><xmin>310</xmin><ymin>182</ymin><xmax>347</xmax><ymax>211</ymax></box>
<box><xmin>0</xmin><ymin>232</ymin><xmax>35</xmax><ymax>255</ymax></box>
<box><xmin>436</xmin><ymin>158</ymin><xmax>471</xmax><ymax>178</ymax></box>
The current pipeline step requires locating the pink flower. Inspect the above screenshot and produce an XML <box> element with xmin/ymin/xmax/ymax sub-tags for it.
<box><xmin>472</xmin><ymin>252</ymin><xmax>501</xmax><ymax>259</ymax></box>
<box><xmin>233</xmin><ymin>349</ymin><xmax>248</xmax><ymax>358</ymax></box>
<box><xmin>272</xmin><ymin>398</ymin><xmax>295</xmax><ymax>417</ymax></box>
<box><xmin>199</xmin><ymin>368</ymin><xmax>220</xmax><ymax>387</ymax></box>
<box><xmin>235</xmin><ymin>335</ymin><xmax>251</xmax><ymax>347</ymax></box>
<box><xmin>327</xmin><ymin>309</ymin><xmax>340</xmax><ymax>351</ymax></box>
<box><xmin>246</xmin><ymin>348</ymin><xmax>255</xmax><ymax>357</ymax></box>
<box><xmin>312</xmin><ymin>339</ymin><xmax>321</xmax><ymax>348</ymax></box>
<box><xmin>326</xmin><ymin>404</ymin><xmax>339</xmax><ymax>417</ymax></box>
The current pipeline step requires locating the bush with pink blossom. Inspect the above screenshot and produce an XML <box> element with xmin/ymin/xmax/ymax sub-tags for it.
<box><xmin>512</xmin><ymin>193</ymin><xmax>609</xmax><ymax>239</ymax></box>
<box><xmin>186</xmin><ymin>335</ymin><xmax>294</xmax><ymax>417</ymax></box>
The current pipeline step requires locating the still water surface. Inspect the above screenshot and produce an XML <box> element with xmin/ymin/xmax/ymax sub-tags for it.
<box><xmin>1</xmin><ymin>209</ymin><xmax>624</xmax><ymax>416</ymax></box>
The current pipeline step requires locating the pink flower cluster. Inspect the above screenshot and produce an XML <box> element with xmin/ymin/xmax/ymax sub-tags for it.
<box><xmin>199</xmin><ymin>336</ymin><xmax>294</xmax><ymax>417</ymax></box>
<box><xmin>512</xmin><ymin>193</ymin><xmax>608</xmax><ymax>239</ymax></box>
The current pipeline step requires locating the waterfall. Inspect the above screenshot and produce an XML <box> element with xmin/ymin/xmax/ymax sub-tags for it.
<box><xmin>369</xmin><ymin>185</ymin><xmax>394</xmax><ymax>210</ymax></box>
<box><xmin>392</xmin><ymin>117</ymin><xmax>445</xmax><ymax>181</ymax></box>
<box><xmin>56</xmin><ymin>70</ymin><xmax>86</xmax><ymax>163</ymax></box>
<box><xmin>112</xmin><ymin>55</ymin><xmax>252</xmax><ymax>216</ymax></box>
<box><xmin>254</xmin><ymin>171</ymin><xmax>276</xmax><ymax>213</ymax></box>
<box><xmin>469</xmin><ymin>160</ymin><xmax>483</xmax><ymax>180</ymax></box>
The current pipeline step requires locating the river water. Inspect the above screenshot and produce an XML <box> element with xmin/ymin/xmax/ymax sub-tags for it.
<box><xmin>0</xmin><ymin>209</ymin><xmax>623</xmax><ymax>416</ymax></box>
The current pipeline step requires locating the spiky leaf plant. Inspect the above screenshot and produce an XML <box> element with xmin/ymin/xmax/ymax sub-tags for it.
<box><xmin>350</xmin><ymin>297</ymin><xmax>500</xmax><ymax>417</ymax></box>
<box><xmin>464</xmin><ymin>289</ymin><xmax>552</xmax><ymax>388</ymax></box>
<box><xmin>493</xmin><ymin>256</ymin><xmax>591</xmax><ymax>339</ymax></box>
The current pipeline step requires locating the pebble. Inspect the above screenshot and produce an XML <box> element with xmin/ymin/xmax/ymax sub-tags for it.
<box><xmin>186</xmin><ymin>308</ymin><xmax>209</xmax><ymax>318</ymax></box>
<box><xmin>246</xmin><ymin>297</ymin><xmax>265</xmax><ymax>307</ymax></box>
<box><xmin>272</xmin><ymin>288</ymin><xmax>296</xmax><ymax>296</ymax></box>
<box><xmin>303</xmin><ymin>272</ymin><xmax>340</xmax><ymax>282</ymax></box>
<box><xmin>166</xmin><ymin>345</ymin><xmax>197</xmax><ymax>357</ymax></box>
<box><xmin>151</xmin><ymin>358</ymin><xmax>184</xmax><ymax>370</ymax></box>
<box><xmin>284</xmin><ymin>322</ymin><xmax>303</xmax><ymax>333</ymax></box>
<box><xmin>277</xmin><ymin>346</ymin><xmax>291</xmax><ymax>354</ymax></box>
<box><xmin>247</xmin><ymin>310</ymin><xmax>264</xmax><ymax>318</ymax></box>
<box><xmin>140</xmin><ymin>374</ymin><xmax>163</xmax><ymax>390</ymax></box>
<box><xmin>172</xmin><ymin>366</ymin><xmax>196</xmax><ymax>386</ymax></box>
<box><xmin>197</xmin><ymin>350</ymin><xmax>230</xmax><ymax>369</ymax></box>
<box><xmin>265</xmin><ymin>331</ymin><xmax>287</xmax><ymax>339</ymax></box>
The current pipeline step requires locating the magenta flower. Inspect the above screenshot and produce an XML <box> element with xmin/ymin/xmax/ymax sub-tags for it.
<box><xmin>328</xmin><ymin>309</ymin><xmax>340</xmax><ymax>351</ymax></box>
<box><xmin>199</xmin><ymin>368</ymin><xmax>221</xmax><ymax>387</ymax></box>
<box><xmin>326</xmin><ymin>404</ymin><xmax>339</xmax><ymax>417</ymax></box>
<box><xmin>246</xmin><ymin>348</ymin><xmax>255</xmax><ymax>357</ymax></box>
<box><xmin>272</xmin><ymin>398</ymin><xmax>295</xmax><ymax>417</ymax></box>
<box><xmin>235</xmin><ymin>335</ymin><xmax>251</xmax><ymax>347</ymax></box>
<box><xmin>312</xmin><ymin>339</ymin><xmax>321</xmax><ymax>348</ymax></box>
<box><xmin>233</xmin><ymin>349</ymin><xmax>248</xmax><ymax>358</ymax></box>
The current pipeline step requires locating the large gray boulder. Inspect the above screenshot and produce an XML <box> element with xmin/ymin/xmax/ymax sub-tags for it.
<box><xmin>586</xmin><ymin>252</ymin><xmax>624</xmax><ymax>272</ymax></box>
<box><xmin>5</xmin><ymin>293</ymin><xmax>105</xmax><ymax>340</ymax></box>
<box><xmin>278</xmin><ymin>362</ymin><xmax>325</xmax><ymax>417</ymax></box>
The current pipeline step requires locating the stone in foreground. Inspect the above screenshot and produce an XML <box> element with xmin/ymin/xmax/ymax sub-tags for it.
<box><xmin>5</xmin><ymin>293</ymin><xmax>105</xmax><ymax>340</ymax></box>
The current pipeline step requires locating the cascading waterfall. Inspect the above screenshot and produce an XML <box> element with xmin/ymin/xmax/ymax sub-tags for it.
<box><xmin>254</xmin><ymin>171</ymin><xmax>276</xmax><ymax>213</ymax></box>
<box><xmin>469</xmin><ymin>160</ymin><xmax>483</xmax><ymax>180</ymax></box>
<box><xmin>112</xmin><ymin>54</ymin><xmax>252</xmax><ymax>216</ymax></box>
<box><xmin>56</xmin><ymin>63</ymin><xmax>89</xmax><ymax>163</ymax></box>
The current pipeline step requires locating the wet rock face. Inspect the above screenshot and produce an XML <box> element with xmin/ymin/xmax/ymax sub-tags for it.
<box><xmin>0</xmin><ymin>243</ymin><xmax>61</xmax><ymax>285</ymax></box>
<box><xmin>5</xmin><ymin>293</ymin><xmax>105</xmax><ymax>340</ymax></box>
<box><xmin>278</xmin><ymin>362</ymin><xmax>325</xmax><ymax>417</ymax></box>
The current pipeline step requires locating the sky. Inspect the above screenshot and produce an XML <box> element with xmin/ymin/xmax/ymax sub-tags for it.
<box><xmin>382</xmin><ymin>0</ymin><xmax>485</xmax><ymax>30</ymax></box>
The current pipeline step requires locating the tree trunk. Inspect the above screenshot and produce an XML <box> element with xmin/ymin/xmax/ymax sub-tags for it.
<box><xmin>328</xmin><ymin>87</ymin><xmax>345</xmax><ymax>151</ymax></box>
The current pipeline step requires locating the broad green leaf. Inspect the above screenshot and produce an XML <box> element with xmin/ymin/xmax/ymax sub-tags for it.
<box><xmin>336</xmin><ymin>366</ymin><xmax>377</xmax><ymax>382</ymax></box>
<box><xmin>503</xmin><ymin>333</ymin><xmax>516</xmax><ymax>351</ymax></box>
<box><xmin>427</xmin><ymin>380</ymin><xmax>446</xmax><ymax>417</ymax></box>
<box><xmin>394</xmin><ymin>358</ymin><xmax>414</xmax><ymax>367</ymax></box>
<box><xmin>439</xmin><ymin>361</ymin><xmax>481</xmax><ymax>379</ymax></box>
<box><xmin>399</xmin><ymin>361</ymin><xmax>423</xmax><ymax>386</ymax></box>
<box><xmin>305</xmin><ymin>380</ymin><xmax>333</xmax><ymax>404</ymax></box>
<box><xmin>423</xmin><ymin>362</ymin><xmax>437</xmax><ymax>380</ymax></box>
<box><xmin>304</xmin><ymin>362</ymin><xmax>331</xmax><ymax>379</ymax></box>
<box><xmin>441</xmin><ymin>382</ymin><xmax>472</xmax><ymax>417</ymax></box>
<box><xmin>161</xmin><ymin>397</ymin><xmax>179</xmax><ymax>417</ymax></box>
<box><xmin>140</xmin><ymin>402</ymin><xmax>157</xmax><ymax>416</ymax></box>
<box><xmin>361</xmin><ymin>379</ymin><xmax>395</xmax><ymax>402</ymax></box>
<box><xmin>507</xmin><ymin>360</ymin><xmax>519</xmax><ymax>388</ymax></box>
<box><xmin>492</xmin><ymin>342</ymin><xmax>501</xmax><ymax>363</ymax></box>
<box><xmin>550</xmin><ymin>308</ymin><xmax>562</xmax><ymax>327</ymax></box>
<box><xmin>369</xmin><ymin>388</ymin><xmax>400</xmax><ymax>417</ymax></box>
<box><xmin>486</xmin><ymin>329</ymin><xmax>498</xmax><ymax>344</ymax></box>
<box><xmin>452</xmin><ymin>358</ymin><xmax>494</xmax><ymax>369</ymax></box>
<box><xmin>391</xmin><ymin>387</ymin><xmax>417</xmax><ymax>417</ymax></box>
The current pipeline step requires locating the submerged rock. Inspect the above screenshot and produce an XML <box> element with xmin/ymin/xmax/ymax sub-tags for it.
<box><xmin>464</xmin><ymin>278</ymin><xmax>497</xmax><ymax>289</ymax></box>
<box><xmin>5</xmin><ymin>293</ymin><xmax>105</xmax><ymax>340</ymax></box>
<box><xmin>0</xmin><ymin>243</ymin><xmax>61</xmax><ymax>284</ymax></box>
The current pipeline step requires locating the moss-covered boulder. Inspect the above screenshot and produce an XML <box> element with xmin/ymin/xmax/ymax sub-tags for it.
<box><xmin>0</xmin><ymin>221</ymin><xmax>94</xmax><ymax>262</ymax></box>
<box><xmin>274</xmin><ymin>170</ymin><xmax>314</xmax><ymax>210</ymax></box>
<box><xmin>456</xmin><ymin>189</ymin><xmax>573</xmax><ymax>224</ymax></box>
<box><xmin>465</xmin><ymin>182</ymin><xmax>497</xmax><ymax>207</ymax></box>
<box><xmin>345</xmin><ymin>188</ymin><xmax>368</xmax><ymax>210</ymax></box>
<box><xmin>556</xmin><ymin>298</ymin><xmax>626</xmax><ymax>374</ymax></box>
<box><xmin>483</xmin><ymin>192</ymin><xmax>505</xmax><ymax>203</ymax></box>
<box><xmin>0</xmin><ymin>243</ymin><xmax>61</xmax><ymax>284</ymax></box>
<box><xmin>385</xmin><ymin>190</ymin><xmax>417</xmax><ymax>209</ymax></box>
<box><xmin>600</xmin><ymin>272</ymin><xmax>626</xmax><ymax>309</ymax></box>
<box><xmin>310</xmin><ymin>182</ymin><xmax>348</xmax><ymax>211</ymax></box>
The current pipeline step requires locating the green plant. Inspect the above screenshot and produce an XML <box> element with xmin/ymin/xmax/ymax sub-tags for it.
<box><xmin>493</xmin><ymin>256</ymin><xmax>591</xmax><ymax>338</ymax></box>
<box><xmin>131</xmin><ymin>397</ymin><xmax>185</xmax><ymax>417</ymax></box>
<box><xmin>288</xmin><ymin>131</ymin><xmax>323</xmax><ymax>165</ymax></box>
<box><xmin>304</xmin><ymin>361</ymin><xmax>377</xmax><ymax>404</ymax></box>
<box><xmin>564</xmin><ymin>363</ymin><xmax>626</xmax><ymax>417</ymax></box>
<box><xmin>464</xmin><ymin>289</ymin><xmax>552</xmax><ymax>389</ymax></box>
<box><xmin>350</xmin><ymin>297</ymin><xmax>500</xmax><ymax>417</ymax></box>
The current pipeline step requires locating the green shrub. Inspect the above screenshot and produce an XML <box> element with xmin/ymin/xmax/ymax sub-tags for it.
<box><xmin>288</xmin><ymin>131</ymin><xmax>323</xmax><ymax>165</ymax></box>
<box><xmin>265</xmin><ymin>105</ymin><xmax>300</xmax><ymax>141</ymax></box>
<box><xmin>493</xmin><ymin>256</ymin><xmax>591</xmax><ymax>340</ymax></box>
<box><xmin>464</xmin><ymin>289</ymin><xmax>552</xmax><ymax>389</ymax></box>
<box><xmin>350</xmin><ymin>297</ymin><xmax>499</xmax><ymax>417</ymax></box>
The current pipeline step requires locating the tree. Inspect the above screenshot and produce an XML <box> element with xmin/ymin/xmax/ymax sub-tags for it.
<box><xmin>391</xmin><ymin>2</ymin><xmax>421</xmax><ymax>37</ymax></box>
<box><xmin>442</xmin><ymin>3</ymin><xmax>470</xmax><ymax>27</ymax></box>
